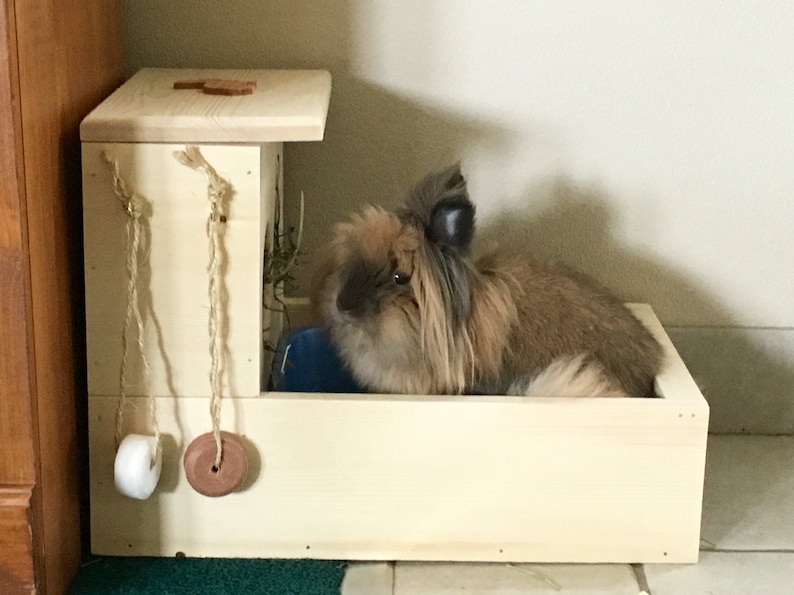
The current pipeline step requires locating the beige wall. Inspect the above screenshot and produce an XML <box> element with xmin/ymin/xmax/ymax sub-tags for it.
<box><xmin>122</xmin><ymin>1</ymin><xmax>794</xmax><ymax>429</ymax></box>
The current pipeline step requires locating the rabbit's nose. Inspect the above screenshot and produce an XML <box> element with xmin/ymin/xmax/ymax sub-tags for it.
<box><xmin>336</xmin><ymin>283</ymin><xmax>367</xmax><ymax>316</ymax></box>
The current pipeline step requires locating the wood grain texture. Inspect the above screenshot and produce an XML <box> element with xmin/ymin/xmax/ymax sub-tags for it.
<box><xmin>5</xmin><ymin>0</ymin><xmax>125</xmax><ymax>592</ymax></box>
<box><xmin>0</xmin><ymin>489</ymin><xmax>36</xmax><ymax>594</ymax></box>
<box><xmin>1</xmin><ymin>2</ymin><xmax>38</xmax><ymax>593</ymax></box>
<box><xmin>88</xmin><ymin>306</ymin><xmax>709</xmax><ymax>563</ymax></box>
<box><xmin>0</xmin><ymin>0</ymin><xmax>36</xmax><ymax>486</ymax></box>
<box><xmin>80</xmin><ymin>68</ymin><xmax>332</xmax><ymax>143</ymax></box>
<box><xmin>82</xmin><ymin>142</ymin><xmax>278</xmax><ymax>399</ymax></box>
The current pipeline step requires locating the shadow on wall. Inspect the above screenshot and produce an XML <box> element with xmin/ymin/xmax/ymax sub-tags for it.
<box><xmin>477</xmin><ymin>175</ymin><xmax>725</xmax><ymax>323</ymax></box>
<box><xmin>477</xmin><ymin>176</ymin><xmax>794</xmax><ymax>434</ymax></box>
<box><xmin>283</xmin><ymin>74</ymin><xmax>517</xmax><ymax>267</ymax></box>
<box><xmin>120</xmin><ymin>0</ymin><xmax>518</xmax><ymax>289</ymax></box>
<box><xmin>119</xmin><ymin>0</ymin><xmax>794</xmax><ymax>433</ymax></box>
<box><xmin>119</xmin><ymin>1</ymin><xmax>525</xmax><ymax>333</ymax></box>
<box><xmin>121</xmin><ymin>0</ymin><xmax>357</xmax><ymax>74</ymax></box>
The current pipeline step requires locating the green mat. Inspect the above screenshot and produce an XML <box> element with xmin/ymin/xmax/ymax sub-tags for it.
<box><xmin>69</xmin><ymin>556</ymin><xmax>346</xmax><ymax>595</ymax></box>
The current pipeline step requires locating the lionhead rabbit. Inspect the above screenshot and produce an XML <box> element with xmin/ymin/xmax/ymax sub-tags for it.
<box><xmin>317</xmin><ymin>164</ymin><xmax>663</xmax><ymax>397</ymax></box>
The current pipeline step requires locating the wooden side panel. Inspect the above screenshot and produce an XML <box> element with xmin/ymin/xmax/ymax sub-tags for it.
<box><xmin>88</xmin><ymin>392</ymin><xmax>707</xmax><ymax>563</ymax></box>
<box><xmin>12</xmin><ymin>0</ymin><xmax>124</xmax><ymax>593</ymax></box>
<box><xmin>87</xmin><ymin>308</ymin><xmax>709</xmax><ymax>564</ymax></box>
<box><xmin>82</xmin><ymin>143</ymin><xmax>265</xmax><ymax>399</ymax></box>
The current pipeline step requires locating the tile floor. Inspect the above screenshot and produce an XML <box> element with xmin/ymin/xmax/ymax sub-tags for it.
<box><xmin>340</xmin><ymin>435</ymin><xmax>794</xmax><ymax>595</ymax></box>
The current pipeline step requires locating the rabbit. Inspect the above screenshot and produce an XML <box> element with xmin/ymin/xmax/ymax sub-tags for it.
<box><xmin>316</xmin><ymin>164</ymin><xmax>663</xmax><ymax>397</ymax></box>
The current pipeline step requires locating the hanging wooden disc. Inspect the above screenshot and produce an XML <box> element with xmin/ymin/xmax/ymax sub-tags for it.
<box><xmin>183</xmin><ymin>432</ymin><xmax>248</xmax><ymax>497</ymax></box>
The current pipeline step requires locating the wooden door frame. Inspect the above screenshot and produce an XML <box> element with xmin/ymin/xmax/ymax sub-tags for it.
<box><xmin>1</xmin><ymin>0</ymin><xmax>38</xmax><ymax>592</ymax></box>
<box><xmin>0</xmin><ymin>1</ymin><xmax>123</xmax><ymax>592</ymax></box>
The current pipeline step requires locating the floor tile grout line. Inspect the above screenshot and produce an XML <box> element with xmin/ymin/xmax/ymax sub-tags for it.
<box><xmin>700</xmin><ymin>548</ymin><xmax>794</xmax><ymax>554</ymax></box>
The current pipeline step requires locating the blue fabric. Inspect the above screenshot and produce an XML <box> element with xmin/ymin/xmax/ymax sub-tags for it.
<box><xmin>269</xmin><ymin>327</ymin><xmax>366</xmax><ymax>393</ymax></box>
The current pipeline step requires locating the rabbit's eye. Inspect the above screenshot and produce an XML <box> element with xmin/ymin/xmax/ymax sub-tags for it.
<box><xmin>393</xmin><ymin>270</ymin><xmax>411</xmax><ymax>285</ymax></box>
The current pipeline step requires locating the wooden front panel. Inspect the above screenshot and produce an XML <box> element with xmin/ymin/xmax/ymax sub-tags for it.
<box><xmin>88</xmin><ymin>391</ymin><xmax>707</xmax><ymax>563</ymax></box>
<box><xmin>82</xmin><ymin>143</ymin><xmax>269</xmax><ymax>399</ymax></box>
<box><xmin>87</xmin><ymin>307</ymin><xmax>709</xmax><ymax>564</ymax></box>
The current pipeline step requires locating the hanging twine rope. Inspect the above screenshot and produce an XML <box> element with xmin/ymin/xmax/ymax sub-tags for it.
<box><xmin>173</xmin><ymin>146</ymin><xmax>231</xmax><ymax>470</ymax></box>
<box><xmin>100</xmin><ymin>152</ymin><xmax>160</xmax><ymax>466</ymax></box>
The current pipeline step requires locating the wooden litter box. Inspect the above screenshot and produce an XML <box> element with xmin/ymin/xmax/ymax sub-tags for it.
<box><xmin>81</xmin><ymin>69</ymin><xmax>708</xmax><ymax>564</ymax></box>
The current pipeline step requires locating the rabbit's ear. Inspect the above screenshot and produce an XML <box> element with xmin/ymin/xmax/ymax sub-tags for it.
<box><xmin>410</xmin><ymin>163</ymin><xmax>475</xmax><ymax>250</ymax></box>
<box><xmin>428</xmin><ymin>194</ymin><xmax>475</xmax><ymax>250</ymax></box>
<box><xmin>412</xmin><ymin>163</ymin><xmax>466</xmax><ymax>205</ymax></box>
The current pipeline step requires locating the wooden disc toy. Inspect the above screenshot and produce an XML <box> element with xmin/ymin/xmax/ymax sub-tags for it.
<box><xmin>183</xmin><ymin>431</ymin><xmax>248</xmax><ymax>497</ymax></box>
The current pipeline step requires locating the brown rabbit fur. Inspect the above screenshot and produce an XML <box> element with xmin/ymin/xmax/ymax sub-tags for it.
<box><xmin>317</xmin><ymin>164</ymin><xmax>663</xmax><ymax>397</ymax></box>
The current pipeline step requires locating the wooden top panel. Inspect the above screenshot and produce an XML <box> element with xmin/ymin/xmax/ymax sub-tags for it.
<box><xmin>80</xmin><ymin>68</ymin><xmax>332</xmax><ymax>143</ymax></box>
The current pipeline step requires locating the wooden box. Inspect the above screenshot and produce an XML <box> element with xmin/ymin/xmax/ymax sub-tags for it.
<box><xmin>82</xmin><ymin>69</ymin><xmax>708</xmax><ymax>565</ymax></box>
<box><xmin>86</xmin><ymin>304</ymin><xmax>709</xmax><ymax>563</ymax></box>
<box><xmin>81</xmin><ymin>68</ymin><xmax>331</xmax><ymax>398</ymax></box>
